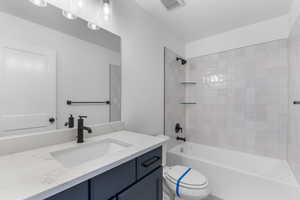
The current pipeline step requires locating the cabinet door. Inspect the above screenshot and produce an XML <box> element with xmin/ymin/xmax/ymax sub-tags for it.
<box><xmin>118</xmin><ymin>167</ymin><xmax>162</xmax><ymax>200</ymax></box>
<box><xmin>45</xmin><ymin>181</ymin><xmax>89</xmax><ymax>200</ymax></box>
<box><xmin>90</xmin><ymin>160</ymin><xmax>136</xmax><ymax>200</ymax></box>
<box><xmin>0</xmin><ymin>42</ymin><xmax>56</xmax><ymax>135</ymax></box>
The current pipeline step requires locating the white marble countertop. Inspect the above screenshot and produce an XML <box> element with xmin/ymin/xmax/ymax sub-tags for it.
<box><xmin>0</xmin><ymin>131</ymin><xmax>168</xmax><ymax>200</ymax></box>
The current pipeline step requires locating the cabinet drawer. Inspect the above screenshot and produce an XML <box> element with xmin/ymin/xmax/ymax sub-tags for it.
<box><xmin>90</xmin><ymin>160</ymin><xmax>136</xmax><ymax>200</ymax></box>
<box><xmin>118</xmin><ymin>167</ymin><xmax>162</xmax><ymax>200</ymax></box>
<box><xmin>137</xmin><ymin>147</ymin><xmax>162</xmax><ymax>179</ymax></box>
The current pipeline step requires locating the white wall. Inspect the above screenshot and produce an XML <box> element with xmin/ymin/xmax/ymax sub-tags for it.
<box><xmin>289</xmin><ymin>0</ymin><xmax>300</xmax><ymax>30</ymax></box>
<box><xmin>186</xmin><ymin>0</ymin><xmax>300</xmax><ymax>59</ymax></box>
<box><xmin>46</xmin><ymin>0</ymin><xmax>185</xmax><ymax>135</ymax></box>
<box><xmin>0</xmin><ymin>12</ymin><xmax>121</xmax><ymax>128</ymax></box>
<box><xmin>287</xmin><ymin>0</ymin><xmax>300</xmax><ymax>184</ymax></box>
<box><xmin>186</xmin><ymin>15</ymin><xmax>290</xmax><ymax>58</ymax></box>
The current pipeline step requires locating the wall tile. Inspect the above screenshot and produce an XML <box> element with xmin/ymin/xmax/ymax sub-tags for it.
<box><xmin>164</xmin><ymin>48</ymin><xmax>186</xmax><ymax>139</ymax></box>
<box><xmin>186</xmin><ymin>40</ymin><xmax>289</xmax><ymax>159</ymax></box>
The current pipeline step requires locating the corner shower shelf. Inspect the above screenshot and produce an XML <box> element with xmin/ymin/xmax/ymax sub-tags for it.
<box><xmin>180</xmin><ymin>81</ymin><xmax>197</xmax><ymax>85</ymax></box>
<box><xmin>180</xmin><ymin>102</ymin><xmax>197</xmax><ymax>105</ymax></box>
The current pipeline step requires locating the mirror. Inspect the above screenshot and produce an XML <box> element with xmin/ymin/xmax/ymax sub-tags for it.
<box><xmin>0</xmin><ymin>0</ymin><xmax>121</xmax><ymax>136</ymax></box>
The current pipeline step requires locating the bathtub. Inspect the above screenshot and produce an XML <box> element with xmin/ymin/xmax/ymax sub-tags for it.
<box><xmin>167</xmin><ymin>142</ymin><xmax>300</xmax><ymax>200</ymax></box>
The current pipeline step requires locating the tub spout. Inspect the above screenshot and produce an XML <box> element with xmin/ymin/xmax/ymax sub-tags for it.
<box><xmin>176</xmin><ymin>136</ymin><xmax>186</xmax><ymax>142</ymax></box>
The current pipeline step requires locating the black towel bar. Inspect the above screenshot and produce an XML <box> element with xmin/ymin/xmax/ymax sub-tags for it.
<box><xmin>66</xmin><ymin>100</ymin><xmax>110</xmax><ymax>105</ymax></box>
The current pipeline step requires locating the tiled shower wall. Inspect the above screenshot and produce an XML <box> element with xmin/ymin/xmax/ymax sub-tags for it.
<box><xmin>185</xmin><ymin>40</ymin><xmax>289</xmax><ymax>159</ymax></box>
<box><xmin>288</xmin><ymin>13</ymin><xmax>300</xmax><ymax>183</ymax></box>
<box><xmin>164</xmin><ymin>48</ymin><xmax>186</xmax><ymax>138</ymax></box>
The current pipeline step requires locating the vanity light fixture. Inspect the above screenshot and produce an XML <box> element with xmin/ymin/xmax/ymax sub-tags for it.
<box><xmin>29</xmin><ymin>0</ymin><xmax>47</xmax><ymax>7</ymax></box>
<box><xmin>87</xmin><ymin>22</ymin><xmax>100</xmax><ymax>30</ymax></box>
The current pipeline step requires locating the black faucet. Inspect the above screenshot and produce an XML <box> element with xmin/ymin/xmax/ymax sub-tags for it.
<box><xmin>77</xmin><ymin>116</ymin><xmax>92</xmax><ymax>143</ymax></box>
<box><xmin>176</xmin><ymin>136</ymin><xmax>186</xmax><ymax>142</ymax></box>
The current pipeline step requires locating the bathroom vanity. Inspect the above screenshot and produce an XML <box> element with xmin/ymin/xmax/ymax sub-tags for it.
<box><xmin>46</xmin><ymin>147</ymin><xmax>162</xmax><ymax>200</ymax></box>
<box><xmin>0</xmin><ymin>131</ymin><xmax>166</xmax><ymax>200</ymax></box>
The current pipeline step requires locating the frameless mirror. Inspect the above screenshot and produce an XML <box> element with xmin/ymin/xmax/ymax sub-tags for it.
<box><xmin>0</xmin><ymin>0</ymin><xmax>121</xmax><ymax>136</ymax></box>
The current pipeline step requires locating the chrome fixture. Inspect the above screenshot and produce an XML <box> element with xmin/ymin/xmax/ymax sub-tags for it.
<box><xmin>29</xmin><ymin>0</ymin><xmax>47</xmax><ymax>7</ymax></box>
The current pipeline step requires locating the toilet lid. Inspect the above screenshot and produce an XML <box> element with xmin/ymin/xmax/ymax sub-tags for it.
<box><xmin>166</xmin><ymin>166</ymin><xmax>208</xmax><ymax>189</ymax></box>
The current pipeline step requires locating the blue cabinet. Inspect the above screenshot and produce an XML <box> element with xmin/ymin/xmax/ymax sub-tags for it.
<box><xmin>136</xmin><ymin>147</ymin><xmax>162</xmax><ymax>179</ymax></box>
<box><xmin>44</xmin><ymin>147</ymin><xmax>162</xmax><ymax>200</ymax></box>
<box><xmin>45</xmin><ymin>181</ymin><xmax>89</xmax><ymax>200</ymax></box>
<box><xmin>90</xmin><ymin>160</ymin><xmax>136</xmax><ymax>200</ymax></box>
<box><xmin>118</xmin><ymin>167</ymin><xmax>162</xmax><ymax>200</ymax></box>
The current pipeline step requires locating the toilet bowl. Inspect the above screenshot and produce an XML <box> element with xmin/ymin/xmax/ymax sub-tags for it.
<box><xmin>164</xmin><ymin>165</ymin><xmax>209</xmax><ymax>200</ymax></box>
<box><xmin>156</xmin><ymin>135</ymin><xmax>209</xmax><ymax>200</ymax></box>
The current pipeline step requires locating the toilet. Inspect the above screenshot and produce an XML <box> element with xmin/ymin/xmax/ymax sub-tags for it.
<box><xmin>164</xmin><ymin>166</ymin><xmax>209</xmax><ymax>200</ymax></box>
<box><xmin>159</xmin><ymin>135</ymin><xmax>210</xmax><ymax>200</ymax></box>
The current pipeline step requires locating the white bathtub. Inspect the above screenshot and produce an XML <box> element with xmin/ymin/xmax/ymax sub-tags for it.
<box><xmin>167</xmin><ymin>142</ymin><xmax>300</xmax><ymax>200</ymax></box>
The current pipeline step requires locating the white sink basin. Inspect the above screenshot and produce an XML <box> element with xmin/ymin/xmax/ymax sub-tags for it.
<box><xmin>51</xmin><ymin>139</ymin><xmax>131</xmax><ymax>168</ymax></box>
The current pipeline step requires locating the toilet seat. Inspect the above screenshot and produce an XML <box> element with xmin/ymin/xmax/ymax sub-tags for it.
<box><xmin>165</xmin><ymin>166</ymin><xmax>208</xmax><ymax>189</ymax></box>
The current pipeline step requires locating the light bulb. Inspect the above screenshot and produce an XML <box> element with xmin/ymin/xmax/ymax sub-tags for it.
<box><xmin>77</xmin><ymin>0</ymin><xmax>83</xmax><ymax>8</ymax></box>
<box><xmin>87</xmin><ymin>22</ymin><xmax>100</xmax><ymax>30</ymax></box>
<box><xmin>62</xmin><ymin>10</ymin><xmax>77</xmax><ymax>20</ymax></box>
<box><xmin>29</xmin><ymin>0</ymin><xmax>47</xmax><ymax>7</ymax></box>
<box><xmin>103</xmin><ymin>3</ymin><xmax>110</xmax><ymax>16</ymax></box>
<box><xmin>103</xmin><ymin>0</ymin><xmax>111</xmax><ymax>21</ymax></box>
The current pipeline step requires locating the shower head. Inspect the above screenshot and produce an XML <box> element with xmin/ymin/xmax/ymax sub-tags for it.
<box><xmin>161</xmin><ymin>0</ymin><xmax>186</xmax><ymax>11</ymax></box>
<box><xmin>176</xmin><ymin>57</ymin><xmax>187</xmax><ymax>65</ymax></box>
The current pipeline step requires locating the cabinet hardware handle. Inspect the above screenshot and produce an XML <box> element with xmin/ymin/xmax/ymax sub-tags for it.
<box><xmin>142</xmin><ymin>156</ymin><xmax>160</xmax><ymax>168</ymax></box>
<box><xmin>294</xmin><ymin>101</ymin><xmax>300</xmax><ymax>105</ymax></box>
